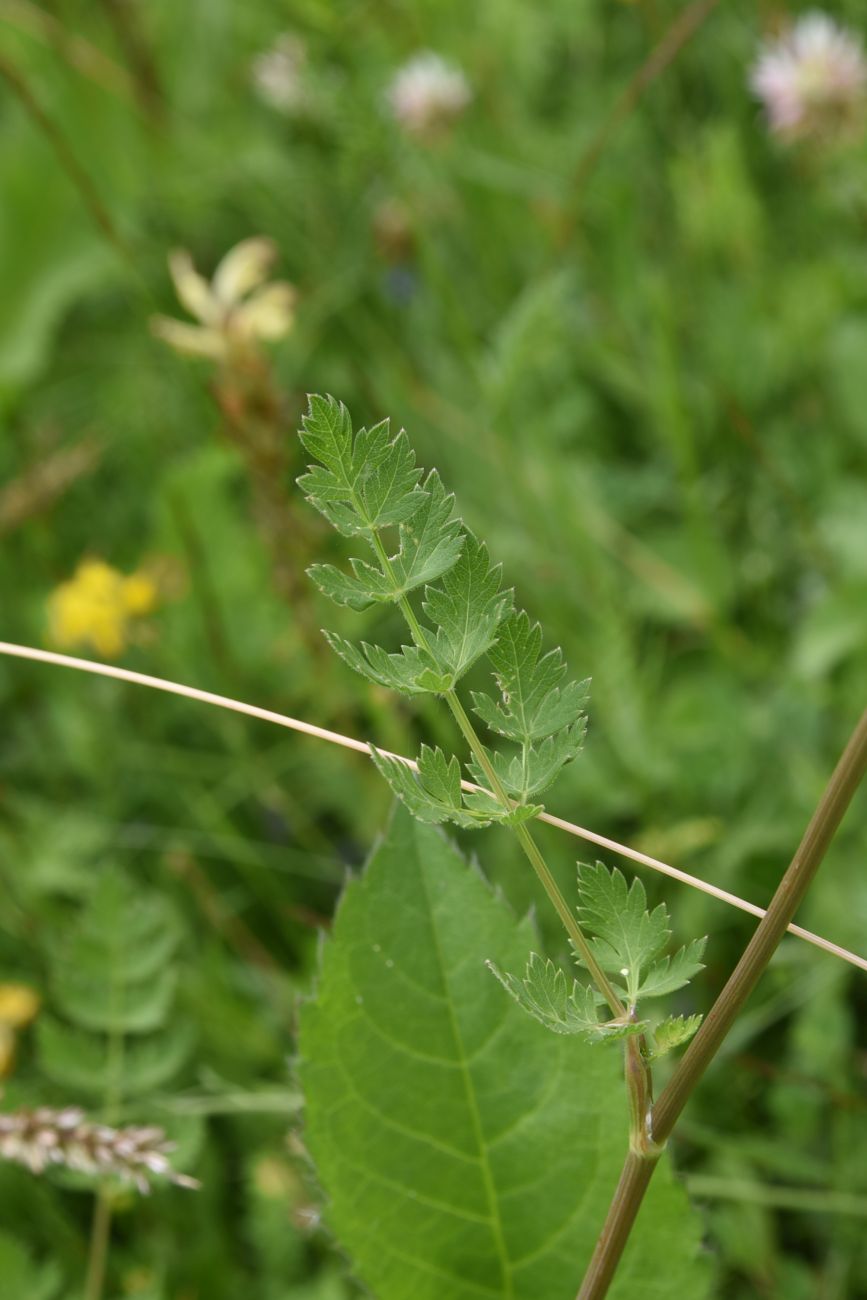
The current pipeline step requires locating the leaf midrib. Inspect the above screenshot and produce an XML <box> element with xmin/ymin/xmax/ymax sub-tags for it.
<box><xmin>417</xmin><ymin>852</ymin><xmax>515</xmax><ymax>1300</ymax></box>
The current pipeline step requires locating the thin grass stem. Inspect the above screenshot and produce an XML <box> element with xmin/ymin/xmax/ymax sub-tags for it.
<box><xmin>1</xmin><ymin>640</ymin><xmax>865</xmax><ymax>973</ymax></box>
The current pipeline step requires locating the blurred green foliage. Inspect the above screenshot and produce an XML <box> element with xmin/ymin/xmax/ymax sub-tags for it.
<box><xmin>1</xmin><ymin>0</ymin><xmax>866</xmax><ymax>1296</ymax></box>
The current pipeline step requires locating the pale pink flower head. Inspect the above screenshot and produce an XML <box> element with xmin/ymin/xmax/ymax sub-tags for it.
<box><xmin>387</xmin><ymin>52</ymin><xmax>471</xmax><ymax>137</ymax></box>
<box><xmin>751</xmin><ymin>12</ymin><xmax>867</xmax><ymax>142</ymax></box>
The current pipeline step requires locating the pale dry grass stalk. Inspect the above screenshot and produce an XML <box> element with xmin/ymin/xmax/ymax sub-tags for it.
<box><xmin>1</xmin><ymin>640</ymin><xmax>864</xmax><ymax>973</ymax></box>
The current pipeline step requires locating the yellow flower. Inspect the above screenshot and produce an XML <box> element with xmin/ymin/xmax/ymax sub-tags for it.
<box><xmin>0</xmin><ymin>983</ymin><xmax>40</xmax><ymax>1081</ymax></box>
<box><xmin>47</xmin><ymin>559</ymin><xmax>159</xmax><ymax>659</ymax></box>
<box><xmin>151</xmin><ymin>236</ymin><xmax>297</xmax><ymax>362</ymax></box>
<box><xmin>0</xmin><ymin>984</ymin><xmax>40</xmax><ymax>1029</ymax></box>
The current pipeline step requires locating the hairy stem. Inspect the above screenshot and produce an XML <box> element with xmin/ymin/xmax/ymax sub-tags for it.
<box><xmin>576</xmin><ymin>707</ymin><xmax>867</xmax><ymax>1300</ymax></box>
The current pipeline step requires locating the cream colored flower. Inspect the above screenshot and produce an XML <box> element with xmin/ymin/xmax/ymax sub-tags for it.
<box><xmin>151</xmin><ymin>237</ymin><xmax>297</xmax><ymax>361</ymax></box>
<box><xmin>387</xmin><ymin>52</ymin><xmax>471</xmax><ymax>136</ymax></box>
<box><xmin>252</xmin><ymin>34</ymin><xmax>308</xmax><ymax>114</ymax></box>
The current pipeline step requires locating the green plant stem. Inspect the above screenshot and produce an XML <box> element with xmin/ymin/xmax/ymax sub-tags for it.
<box><xmin>576</xmin><ymin>707</ymin><xmax>867</xmax><ymax>1300</ymax></box>
<box><xmin>84</xmin><ymin>941</ymin><xmax>126</xmax><ymax>1300</ymax></box>
<box><xmin>447</xmin><ymin>688</ymin><xmax>626</xmax><ymax>1019</ymax></box>
<box><xmin>367</xmin><ymin>530</ymin><xmax>627</xmax><ymax>1019</ymax></box>
<box><xmin>84</xmin><ymin>1191</ymin><xmax>112</xmax><ymax>1300</ymax></box>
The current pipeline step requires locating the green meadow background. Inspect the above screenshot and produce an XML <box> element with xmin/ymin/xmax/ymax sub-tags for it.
<box><xmin>1</xmin><ymin>2</ymin><xmax>866</xmax><ymax>1296</ymax></box>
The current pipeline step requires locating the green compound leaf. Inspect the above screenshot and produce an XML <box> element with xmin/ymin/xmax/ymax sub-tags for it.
<box><xmin>470</xmin><ymin>611</ymin><xmax>589</xmax><ymax>807</ymax></box>
<box><xmin>388</xmin><ymin>470</ymin><xmax>464</xmax><ymax>597</ymax></box>
<box><xmin>574</xmin><ymin>863</ymin><xmax>706</xmax><ymax>1006</ymax></box>
<box><xmin>50</xmin><ymin>874</ymin><xmax>183</xmax><ymax>1035</ymax></box>
<box><xmin>306</xmin><ymin>559</ymin><xmax>389</xmax><ymax>611</ymax></box>
<box><xmin>299</xmin><ymin>810</ymin><xmax>713</xmax><ymax>1300</ymax></box>
<box><xmin>488</xmin><ymin>953</ymin><xmax>645</xmax><ymax>1043</ymax></box>
<box><xmin>469</xmin><ymin>722</ymin><xmax>588</xmax><ymax>802</ymax></box>
<box><xmin>637</xmin><ymin>939</ymin><xmax>708</xmax><ymax>1003</ymax></box>
<box><xmin>36</xmin><ymin>1016</ymin><xmax>194</xmax><ymax>1099</ymax></box>
<box><xmin>647</xmin><ymin>1015</ymin><xmax>703</xmax><ymax>1061</ymax></box>
<box><xmin>472</xmin><ymin>611</ymin><xmax>589</xmax><ymax>744</ymax></box>
<box><xmin>308</xmin><ymin>473</ymin><xmax>464</xmax><ymax>612</ymax></box>
<box><xmin>323</xmin><ymin>631</ymin><xmax>450</xmax><ymax>696</ymax></box>
<box><xmin>422</xmin><ymin>532</ymin><xmax>513</xmax><ymax>682</ymax></box>
<box><xmin>370</xmin><ymin>747</ymin><xmax>501</xmax><ymax>829</ymax></box>
<box><xmin>298</xmin><ymin>394</ymin><xmax>425</xmax><ymax>536</ymax></box>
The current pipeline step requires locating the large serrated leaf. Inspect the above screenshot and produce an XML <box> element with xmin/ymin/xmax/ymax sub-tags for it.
<box><xmin>299</xmin><ymin>810</ymin><xmax>713</xmax><ymax>1300</ymax></box>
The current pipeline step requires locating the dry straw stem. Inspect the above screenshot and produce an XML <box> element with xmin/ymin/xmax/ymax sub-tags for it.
<box><xmin>576</xmin><ymin>706</ymin><xmax>867</xmax><ymax>1300</ymax></box>
<box><xmin>1</xmin><ymin>640</ymin><xmax>864</xmax><ymax>974</ymax></box>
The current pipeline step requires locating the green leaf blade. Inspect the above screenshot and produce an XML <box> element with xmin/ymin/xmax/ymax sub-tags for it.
<box><xmin>488</xmin><ymin>953</ymin><xmax>641</xmax><ymax>1042</ymax></box>
<box><xmin>390</xmin><ymin>470</ymin><xmax>464</xmax><ymax>596</ymax></box>
<box><xmin>575</xmin><ymin>864</ymin><xmax>670</xmax><ymax>992</ymax></box>
<box><xmin>299</xmin><ymin>811</ymin><xmax>714</xmax><ymax>1300</ymax></box>
<box><xmin>323</xmin><ymin>631</ymin><xmax>442</xmax><ymax>696</ymax></box>
<box><xmin>648</xmin><ymin>1014</ymin><xmax>703</xmax><ymax>1060</ymax></box>
<box><xmin>637</xmin><ymin>938</ymin><xmax>708</xmax><ymax>1001</ymax></box>
<box><xmin>298</xmin><ymin>395</ymin><xmax>425</xmax><ymax>535</ymax></box>
<box><xmin>423</xmin><ymin>533</ymin><xmax>513</xmax><ymax>682</ymax></box>
<box><xmin>472</xmin><ymin>612</ymin><xmax>589</xmax><ymax>743</ymax></box>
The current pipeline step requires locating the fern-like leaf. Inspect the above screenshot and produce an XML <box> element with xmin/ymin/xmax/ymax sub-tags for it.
<box><xmin>647</xmin><ymin>1014</ymin><xmax>703</xmax><ymax>1060</ymax></box>
<box><xmin>298</xmin><ymin>394</ymin><xmax>425</xmax><ymax>536</ymax></box>
<box><xmin>421</xmin><ymin>532</ymin><xmax>513</xmax><ymax>683</ymax></box>
<box><xmin>472</xmin><ymin>611</ymin><xmax>589</xmax><ymax>743</ymax></box>
<box><xmin>469</xmin><ymin>721</ymin><xmax>588</xmax><ymax>800</ymax></box>
<box><xmin>488</xmin><ymin>953</ymin><xmax>645</xmax><ymax>1042</ymax></box>
<box><xmin>323</xmin><ymin>631</ymin><xmax>451</xmax><ymax>695</ymax></box>
<box><xmin>370</xmin><ymin>747</ymin><xmax>495</xmax><ymax>828</ymax></box>
<box><xmin>574</xmin><ymin>863</ymin><xmax>706</xmax><ymax>1005</ymax></box>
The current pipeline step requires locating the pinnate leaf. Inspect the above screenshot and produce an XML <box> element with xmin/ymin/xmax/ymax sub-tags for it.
<box><xmin>470</xmin><ymin>721</ymin><xmax>588</xmax><ymax>801</ymax></box>
<box><xmin>299</xmin><ymin>810</ymin><xmax>714</xmax><ymax>1300</ymax></box>
<box><xmin>488</xmin><ymin>953</ymin><xmax>644</xmax><ymax>1042</ymax></box>
<box><xmin>574</xmin><ymin>864</ymin><xmax>706</xmax><ymax>1005</ymax></box>
<box><xmin>422</xmin><ymin>532</ymin><xmax>513</xmax><ymax>682</ymax></box>
<box><xmin>648</xmin><ymin>1014</ymin><xmax>703</xmax><ymax>1061</ymax></box>
<box><xmin>323</xmin><ymin>631</ymin><xmax>449</xmax><ymax>696</ymax></box>
<box><xmin>298</xmin><ymin>394</ymin><xmax>424</xmax><ymax>535</ymax></box>
<box><xmin>370</xmin><ymin>747</ymin><xmax>499</xmax><ymax>828</ymax></box>
<box><xmin>471</xmin><ymin>611</ymin><xmax>589</xmax><ymax>743</ymax></box>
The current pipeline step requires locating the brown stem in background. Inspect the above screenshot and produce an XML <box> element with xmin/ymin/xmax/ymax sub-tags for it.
<box><xmin>0</xmin><ymin>0</ymin><xmax>136</xmax><ymax>101</ymax></box>
<box><xmin>213</xmin><ymin>360</ymin><xmax>323</xmax><ymax>653</ymax></box>
<box><xmin>0</xmin><ymin>49</ymin><xmax>134</xmax><ymax>265</ymax></box>
<box><xmin>95</xmin><ymin>0</ymin><xmax>164</xmax><ymax>120</ymax></box>
<box><xmin>560</xmin><ymin>0</ymin><xmax>722</xmax><ymax>244</ymax></box>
